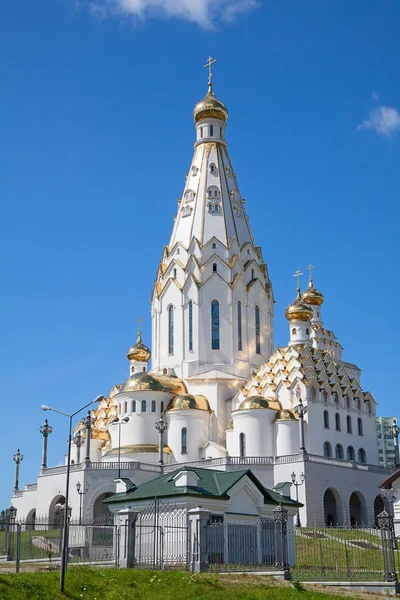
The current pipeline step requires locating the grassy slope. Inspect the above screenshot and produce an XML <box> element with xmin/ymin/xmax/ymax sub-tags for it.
<box><xmin>0</xmin><ymin>568</ymin><xmax>366</xmax><ymax>600</ymax></box>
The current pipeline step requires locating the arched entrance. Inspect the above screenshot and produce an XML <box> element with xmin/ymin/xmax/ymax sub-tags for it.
<box><xmin>93</xmin><ymin>493</ymin><xmax>113</xmax><ymax>524</ymax></box>
<box><xmin>324</xmin><ymin>488</ymin><xmax>342</xmax><ymax>526</ymax></box>
<box><xmin>349</xmin><ymin>491</ymin><xmax>367</xmax><ymax>526</ymax></box>
<box><xmin>374</xmin><ymin>495</ymin><xmax>385</xmax><ymax>526</ymax></box>
<box><xmin>26</xmin><ymin>509</ymin><xmax>36</xmax><ymax>531</ymax></box>
<box><xmin>49</xmin><ymin>495</ymin><xmax>66</xmax><ymax>526</ymax></box>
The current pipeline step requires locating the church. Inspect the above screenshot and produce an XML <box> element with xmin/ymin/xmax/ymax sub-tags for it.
<box><xmin>10</xmin><ymin>59</ymin><xmax>392</xmax><ymax>528</ymax></box>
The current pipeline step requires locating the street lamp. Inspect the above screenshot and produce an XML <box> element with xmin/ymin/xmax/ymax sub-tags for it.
<box><xmin>12</xmin><ymin>449</ymin><xmax>24</xmax><ymax>494</ymax></box>
<box><xmin>380</xmin><ymin>488</ymin><xmax>398</xmax><ymax>549</ymax></box>
<box><xmin>73</xmin><ymin>430</ymin><xmax>84</xmax><ymax>465</ymax></box>
<box><xmin>392</xmin><ymin>420</ymin><xmax>400</xmax><ymax>468</ymax></box>
<box><xmin>39</xmin><ymin>419</ymin><xmax>53</xmax><ymax>469</ymax></box>
<box><xmin>155</xmin><ymin>416</ymin><xmax>168</xmax><ymax>470</ymax></box>
<box><xmin>294</xmin><ymin>398</ymin><xmax>308</xmax><ymax>452</ymax></box>
<box><xmin>41</xmin><ymin>394</ymin><xmax>103</xmax><ymax>593</ymax></box>
<box><xmin>76</xmin><ymin>481</ymin><xmax>89</xmax><ymax>525</ymax></box>
<box><xmin>291</xmin><ymin>471</ymin><xmax>305</xmax><ymax>527</ymax></box>
<box><xmin>111</xmin><ymin>417</ymin><xmax>129</xmax><ymax>480</ymax></box>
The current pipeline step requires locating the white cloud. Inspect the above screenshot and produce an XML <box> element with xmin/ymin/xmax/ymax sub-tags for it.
<box><xmin>358</xmin><ymin>106</ymin><xmax>400</xmax><ymax>137</ymax></box>
<box><xmin>84</xmin><ymin>0</ymin><xmax>259</xmax><ymax>28</ymax></box>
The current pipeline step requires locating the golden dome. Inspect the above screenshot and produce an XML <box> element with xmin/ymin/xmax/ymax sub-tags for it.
<box><xmin>285</xmin><ymin>290</ymin><xmax>314</xmax><ymax>322</ymax></box>
<box><xmin>193</xmin><ymin>90</ymin><xmax>228</xmax><ymax>124</ymax></box>
<box><xmin>239</xmin><ymin>396</ymin><xmax>271</xmax><ymax>410</ymax></box>
<box><xmin>302</xmin><ymin>280</ymin><xmax>324</xmax><ymax>306</ymax></box>
<box><xmin>274</xmin><ymin>409</ymin><xmax>297</xmax><ymax>422</ymax></box>
<box><xmin>120</xmin><ymin>372</ymin><xmax>187</xmax><ymax>395</ymax></box>
<box><xmin>166</xmin><ymin>394</ymin><xmax>211</xmax><ymax>412</ymax></box>
<box><xmin>127</xmin><ymin>332</ymin><xmax>151</xmax><ymax>363</ymax></box>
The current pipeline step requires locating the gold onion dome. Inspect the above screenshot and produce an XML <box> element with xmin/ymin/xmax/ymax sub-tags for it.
<box><xmin>239</xmin><ymin>396</ymin><xmax>271</xmax><ymax>410</ymax></box>
<box><xmin>166</xmin><ymin>394</ymin><xmax>211</xmax><ymax>412</ymax></box>
<box><xmin>302</xmin><ymin>279</ymin><xmax>324</xmax><ymax>306</ymax></box>
<box><xmin>275</xmin><ymin>409</ymin><xmax>297</xmax><ymax>422</ymax></box>
<box><xmin>127</xmin><ymin>332</ymin><xmax>151</xmax><ymax>363</ymax></box>
<box><xmin>285</xmin><ymin>290</ymin><xmax>314</xmax><ymax>322</ymax></box>
<box><xmin>193</xmin><ymin>89</ymin><xmax>228</xmax><ymax>123</ymax></box>
<box><xmin>121</xmin><ymin>372</ymin><xmax>187</xmax><ymax>395</ymax></box>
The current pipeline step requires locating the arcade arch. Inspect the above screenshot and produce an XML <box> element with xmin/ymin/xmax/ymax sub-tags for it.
<box><xmin>323</xmin><ymin>488</ymin><xmax>342</xmax><ymax>526</ymax></box>
<box><xmin>349</xmin><ymin>491</ymin><xmax>367</xmax><ymax>526</ymax></box>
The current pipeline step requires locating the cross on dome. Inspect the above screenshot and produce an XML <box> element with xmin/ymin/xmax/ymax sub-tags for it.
<box><xmin>137</xmin><ymin>315</ymin><xmax>143</xmax><ymax>335</ymax></box>
<box><xmin>293</xmin><ymin>269</ymin><xmax>303</xmax><ymax>291</ymax></box>
<box><xmin>306</xmin><ymin>263</ymin><xmax>315</xmax><ymax>283</ymax></box>
<box><xmin>204</xmin><ymin>55</ymin><xmax>217</xmax><ymax>92</ymax></box>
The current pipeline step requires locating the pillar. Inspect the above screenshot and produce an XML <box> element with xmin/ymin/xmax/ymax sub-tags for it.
<box><xmin>117</xmin><ymin>508</ymin><xmax>138</xmax><ymax>569</ymax></box>
<box><xmin>188</xmin><ymin>506</ymin><xmax>211</xmax><ymax>572</ymax></box>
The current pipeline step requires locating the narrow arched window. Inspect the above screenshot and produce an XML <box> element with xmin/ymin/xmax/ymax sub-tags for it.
<box><xmin>188</xmin><ymin>300</ymin><xmax>193</xmax><ymax>351</ymax></box>
<box><xmin>210</xmin><ymin>125</ymin><xmax>214</xmax><ymax>137</ymax></box>
<box><xmin>213</xmin><ymin>263</ymin><xmax>217</xmax><ymax>273</ymax></box>
<box><xmin>211</xmin><ymin>300</ymin><xmax>220</xmax><ymax>350</ymax></box>
<box><xmin>160</xmin><ymin>401</ymin><xmax>164</xmax><ymax>413</ymax></box>
<box><xmin>151</xmin><ymin>400</ymin><xmax>156</xmax><ymax>413</ymax></box>
<box><xmin>168</xmin><ymin>305</ymin><xmax>174</xmax><ymax>354</ymax></box>
<box><xmin>141</xmin><ymin>400</ymin><xmax>146</xmax><ymax>413</ymax></box>
<box><xmin>124</xmin><ymin>401</ymin><xmax>127</xmax><ymax>414</ymax></box>
<box><xmin>323</xmin><ymin>442</ymin><xmax>332</xmax><ymax>457</ymax></box>
<box><xmin>210</xmin><ymin>164</ymin><xmax>215</xmax><ymax>174</ymax></box>
<box><xmin>292</xmin><ymin>328</ymin><xmax>297</xmax><ymax>335</ymax></box>
<box><xmin>347</xmin><ymin>446</ymin><xmax>355</xmax><ymax>461</ymax></box>
<box><xmin>212</xmin><ymin>242</ymin><xmax>216</xmax><ymax>249</ymax></box>
<box><xmin>255</xmin><ymin>305</ymin><xmax>261</xmax><ymax>354</ymax></box>
<box><xmin>220</xmin><ymin>127</ymin><xmax>223</xmax><ymax>138</ymax></box>
<box><xmin>251</xmin><ymin>268</ymin><xmax>255</xmax><ymax>280</ymax></box>
<box><xmin>306</xmin><ymin>328</ymin><xmax>309</xmax><ymax>335</ymax></box>
<box><xmin>357</xmin><ymin>418</ymin><xmax>363</xmax><ymax>436</ymax></box>
<box><xmin>358</xmin><ymin>448</ymin><xmax>366</xmax><ymax>463</ymax></box>
<box><xmin>132</xmin><ymin>400</ymin><xmax>136</xmax><ymax>413</ymax></box>
<box><xmin>239</xmin><ymin>433</ymin><xmax>246</xmax><ymax>458</ymax></box>
<box><xmin>181</xmin><ymin>428</ymin><xmax>187</xmax><ymax>454</ymax></box>
<box><xmin>200</xmin><ymin>126</ymin><xmax>203</xmax><ymax>137</ymax></box>
<box><xmin>335</xmin><ymin>413</ymin><xmax>341</xmax><ymax>431</ymax></box>
<box><xmin>335</xmin><ymin>444</ymin><xmax>344</xmax><ymax>459</ymax></box>
<box><xmin>237</xmin><ymin>301</ymin><xmax>242</xmax><ymax>351</ymax></box>
<box><xmin>347</xmin><ymin>415</ymin><xmax>352</xmax><ymax>434</ymax></box>
<box><xmin>323</xmin><ymin>410</ymin><xmax>329</xmax><ymax>429</ymax></box>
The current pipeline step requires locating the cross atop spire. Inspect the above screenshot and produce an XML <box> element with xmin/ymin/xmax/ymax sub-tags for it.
<box><xmin>204</xmin><ymin>55</ymin><xmax>217</xmax><ymax>93</ymax></box>
<box><xmin>306</xmin><ymin>263</ymin><xmax>315</xmax><ymax>284</ymax></box>
<box><xmin>293</xmin><ymin>269</ymin><xmax>303</xmax><ymax>293</ymax></box>
<box><xmin>137</xmin><ymin>316</ymin><xmax>143</xmax><ymax>336</ymax></box>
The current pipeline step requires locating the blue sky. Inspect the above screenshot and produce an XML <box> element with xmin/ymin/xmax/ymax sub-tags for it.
<box><xmin>1</xmin><ymin>0</ymin><xmax>399</xmax><ymax>509</ymax></box>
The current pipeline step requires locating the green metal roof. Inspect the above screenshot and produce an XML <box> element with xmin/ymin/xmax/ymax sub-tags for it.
<box><xmin>104</xmin><ymin>466</ymin><xmax>302</xmax><ymax>507</ymax></box>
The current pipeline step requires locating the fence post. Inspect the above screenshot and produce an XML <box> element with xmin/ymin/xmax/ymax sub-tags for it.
<box><xmin>15</xmin><ymin>524</ymin><xmax>21</xmax><ymax>574</ymax></box>
<box><xmin>117</xmin><ymin>508</ymin><xmax>138</xmax><ymax>569</ymax></box>
<box><xmin>273</xmin><ymin>504</ymin><xmax>290</xmax><ymax>578</ymax></box>
<box><xmin>378</xmin><ymin>509</ymin><xmax>398</xmax><ymax>582</ymax></box>
<box><xmin>188</xmin><ymin>507</ymin><xmax>211</xmax><ymax>573</ymax></box>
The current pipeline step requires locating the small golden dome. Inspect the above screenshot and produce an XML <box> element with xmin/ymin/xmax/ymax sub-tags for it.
<box><xmin>302</xmin><ymin>280</ymin><xmax>324</xmax><ymax>306</ymax></box>
<box><xmin>239</xmin><ymin>396</ymin><xmax>271</xmax><ymax>410</ymax></box>
<box><xmin>193</xmin><ymin>90</ymin><xmax>228</xmax><ymax>124</ymax></box>
<box><xmin>127</xmin><ymin>332</ymin><xmax>151</xmax><ymax>363</ymax></box>
<box><xmin>166</xmin><ymin>394</ymin><xmax>211</xmax><ymax>412</ymax></box>
<box><xmin>120</xmin><ymin>372</ymin><xmax>187</xmax><ymax>395</ymax></box>
<box><xmin>285</xmin><ymin>290</ymin><xmax>314</xmax><ymax>322</ymax></box>
<box><xmin>274</xmin><ymin>409</ymin><xmax>297</xmax><ymax>422</ymax></box>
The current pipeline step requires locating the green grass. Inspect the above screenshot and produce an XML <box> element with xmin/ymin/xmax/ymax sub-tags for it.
<box><xmin>0</xmin><ymin>528</ymin><xmax>62</xmax><ymax>560</ymax></box>
<box><xmin>0</xmin><ymin>568</ymin><xmax>366</xmax><ymax>600</ymax></box>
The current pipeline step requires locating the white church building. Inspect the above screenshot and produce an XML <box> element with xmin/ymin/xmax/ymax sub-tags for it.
<box><xmin>10</xmin><ymin>60</ymin><xmax>393</xmax><ymax>528</ymax></box>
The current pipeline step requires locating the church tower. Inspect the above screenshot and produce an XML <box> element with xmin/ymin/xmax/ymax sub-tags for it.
<box><xmin>151</xmin><ymin>59</ymin><xmax>274</xmax><ymax>438</ymax></box>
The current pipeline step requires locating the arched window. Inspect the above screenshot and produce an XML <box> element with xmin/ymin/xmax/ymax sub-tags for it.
<box><xmin>323</xmin><ymin>410</ymin><xmax>329</xmax><ymax>429</ymax></box>
<box><xmin>347</xmin><ymin>446</ymin><xmax>355</xmax><ymax>461</ymax></box>
<box><xmin>188</xmin><ymin>300</ymin><xmax>193</xmax><ymax>351</ymax></box>
<box><xmin>181</xmin><ymin>428</ymin><xmax>187</xmax><ymax>454</ymax></box>
<box><xmin>132</xmin><ymin>400</ymin><xmax>136</xmax><ymax>413</ymax></box>
<box><xmin>160</xmin><ymin>401</ymin><xmax>164</xmax><ymax>413</ymax></box>
<box><xmin>237</xmin><ymin>301</ymin><xmax>242</xmax><ymax>351</ymax></box>
<box><xmin>346</xmin><ymin>395</ymin><xmax>350</xmax><ymax>409</ymax></box>
<box><xmin>173</xmin><ymin>268</ymin><xmax>177</xmax><ymax>279</ymax></box>
<box><xmin>220</xmin><ymin>127</ymin><xmax>223</xmax><ymax>138</ymax></box>
<box><xmin>163</xmin><ymin>368</ymin><xmax>168</xmax><ymax>375</ymax></box>
<box><xmin>211</xmin><ymin>300</ymin><xmax>220</xmax><ymax>350</ymax></box>
<box><xmin>347</xmin><ymin>415</ymin><xmax>352</xmax><ymax>434</ymax></box>
<box><xmin>306</xmin><ymin>328</ymin><xmax>309</xmax><ymax>335</ymax></box>
<box><xmin>141</xmin><ymin>400</ymin><xmax>146</xmax><ymax>413</ymax></box>
<box><xmin>210</xmin><ymin>163</ymin><xmax>216</xmax><ymax>174</ymax></box>
<box><xmin>213</xmin><ymin>263</ymin><xmax>217</xmax><ymax>273</ymax></box>
<box><xmin>151</xmin><ymin>400</ymin><xmax>156</xmax><ymax>413</ymax></box>
<box><xmin>335</xmin><ymin>413</ymin><xmax>341</xmax><ymax>431</ymax></box>
<box><xmin>200</xmin><ymin>126</ymin><xmax>203</xmax><ymax>137</ymax></box>
<box><xmin>168</xmin><ymin>305</ymin><xmax>174</xmax><ymax>354</ymax></box>
<box><xmin>292</xmin><ymin>328</ymin><xmax>297</xmax><ymax>335</ymax></box>
<box><xmin>212</xmin><ymin>242</ymin><xmax>216</xmax><ymax>249</ymax></box>
<box><xmin>239</xmin><ymin>433</ymin><xmax>246</xmax><ymax>458</ymax></box>
<box><xmin>255</xmin><ymin>305</ymin><xmax>261</xmax><ymax>354</ymax></box>
<box><xmin>357</xmin><ymin>418</ymin><xmax>363</xmax><ymax>436</ymax></box>
<box><xmin>334</xmin><ymin>392</ymin><xmax>339</xmax><ymax>405</ymax></box>
<box><xmin>323</xmin><ymin>442</ymin><xmax>332</xmax><ymax>457</ymax></box>
<box><xmin>358</xmin><ymin>448</ymin><xmax>366</xmax><ymax>464</ymax></box>
<box><xmin>210</xmin><ymin>125</ymin><xmax>214</xmax><ymax>137</ymax></box>
<box><xmin>124</xmin><ymin>401</ymin><xmax>127</xmax><ymax>414</ymax></box>
<box><xmin>251</xmin><ymin>268</ymin><xmax>255</xmax><ymax>280</ymax></box>
<box><xmin>335</xmin><ymin>444</ymin><xmax>344</xmax><ymax>459</ymax></box>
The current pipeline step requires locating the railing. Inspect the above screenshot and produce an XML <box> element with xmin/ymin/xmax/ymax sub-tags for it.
<box><xmin>40</xmin><ymin>461</ymin><xmax>162</xmax><ymax>477</ymax></box>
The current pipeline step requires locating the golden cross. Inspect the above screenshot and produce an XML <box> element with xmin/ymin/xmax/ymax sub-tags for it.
<box><xmin>306</xmin><ymin>263</ymin><xmax>315</xmax><ymax>282</ymax></box>
<box><xmin>137</xmin><ymin>316</ymin><xmax>143</xmax><ymax>334</ymax></box>
<box><xmin>293</xmin><ymin>269</ymin><xmax>303</xmax><ymax>290</ymax></box>
<box><xmin>204</xmin><ymin>55</ymin><xmax>217</xmax><ymax>92</ymax></box>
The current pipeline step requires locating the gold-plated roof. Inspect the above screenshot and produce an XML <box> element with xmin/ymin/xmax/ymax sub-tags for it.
<box><xmin>274</xmin><ymin>409</ymin><xmax>297</xmax><ymax>422</ymax></box>
<box><xmin>302</xmin><ymin>280</ymin><xmax>324</xmax><ymax>306</ymax></box>
<box><xmin>166</xmin><ymin>394</ymin><xmax>211</xmax><ymax>412</ymax></box>
<box><xmin>127</xmin><ymin>332</ymin><xmax>151</xmax><ymax>362</ymax></box>
<box><xmin>239</xmin><ymin>396</ymin><xmax>271</xmax><ymax>410</ymax></box>
<box><xmin>193</xmin><ymin>90</ymin><xmax>228</xmax><ymax>123</ymax></box>
<box><xmin>120</xmin><ymin>372</ymin><xmax>187</xmax><ymax>395</ymax></box>
<box><xmin>285</xmin><ymin>290</ymin><xmax>314</xmax><ymax>322</ymax></box>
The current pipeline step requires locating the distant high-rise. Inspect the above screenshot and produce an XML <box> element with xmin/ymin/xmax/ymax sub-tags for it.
<box><xmin>376</xmin><ymin>416</ymin><xmax>397</xmax><ymax>468</ymax></box>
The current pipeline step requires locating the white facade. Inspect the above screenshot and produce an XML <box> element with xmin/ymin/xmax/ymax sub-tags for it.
<box><xmin>10</xmin><ymin>68</ymin><xmax>395</xmax><ymax>529</ymax></box>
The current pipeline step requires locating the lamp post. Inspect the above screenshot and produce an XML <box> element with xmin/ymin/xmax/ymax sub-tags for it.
<box><xmin>155</xmin><ymin>416</ymin><xmax>168</xmax><ymax>471</ymax></box>
<box><xmin>381</xmin><ymin>488</ymin><xmax>398</xmax><ymax>550</ymax></box>
<box><xmin>392</xmin><ymin>420</ymin><xmax>400</xmax><ymax>468</ymax></box>
<box><xmin>294</xmin><ymin>398</ymin><xmax>308</xmax><ymax>452</ymax></box>
<box><xmin>73</xmin><ymin>430</ymin><xmax>84</xmax><ymax>465</ymax></box>
<box><xmin>111</xmin><ymin>417</ymin><xmax>129</xmax><ymax>479</ymax></box>
<box><xmin>12</xmin><ymin>449</ymin><xmax>23</xmax><ymax>494</ymax></box>
<box><xmin>291</xmin><ymin>471</ymin><xmax>305</xmax><ymax>527</ymax></box>
<box><xmin>41</xmin><ymin>394</ymin><xmax>103</xmax><ymax>593</ymax></box>
<box><xmin>83</xmin><ymin>412</ymin><xmax>96</xmax><ymax>465</ymax></box>
<box><xmin>76</xmin><ymin>481</ymin><xmax>89</xmax><ymax>525</ymax></box>
<box><xmin>39</xmin><ymin>419</ymin><xmax>53</xmax><ymax>469</ymax></box>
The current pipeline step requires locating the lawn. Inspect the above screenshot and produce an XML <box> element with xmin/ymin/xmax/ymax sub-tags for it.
<box><xmin>0</xmin><ymin>568</ymin><xmax>375</xmax><ymax>600</ymax></box>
